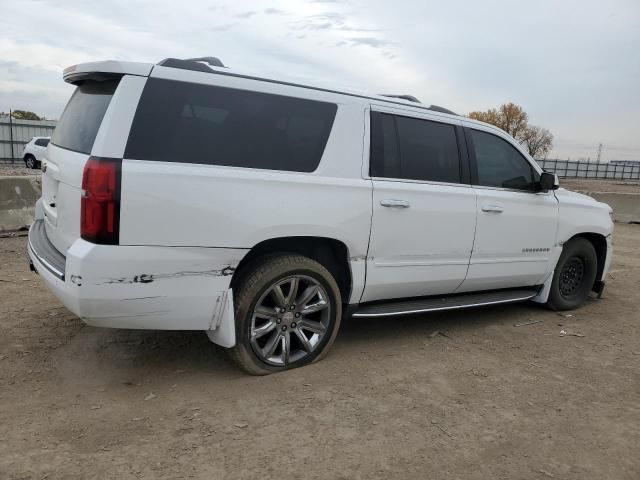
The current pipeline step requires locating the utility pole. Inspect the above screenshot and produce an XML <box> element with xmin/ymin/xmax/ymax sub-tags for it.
<box><xmin>596</xmin><ymin>143</ymin><xmax>603</xmax><ymax>162</ymax></box>
<box><xmin>8</xmin><ymin>109</ymin><xmax>15</xmax><ymax>163</ymax></box>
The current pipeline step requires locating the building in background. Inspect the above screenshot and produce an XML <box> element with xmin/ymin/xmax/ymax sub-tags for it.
<box><xmin>0</xmin><ymin>117</ymin><xmax>57</xmax><ymax>163</ymax></box>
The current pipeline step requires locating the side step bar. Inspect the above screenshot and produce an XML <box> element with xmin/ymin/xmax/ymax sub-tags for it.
<box><xmin>353</xmin><ymin>288</ymin><xmax>539</xmax><ymax>318</ymax></box>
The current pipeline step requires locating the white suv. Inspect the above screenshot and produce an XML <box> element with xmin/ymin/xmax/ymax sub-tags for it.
<box><xmin>23</xmin><ymin>136</ymin><xmax>50</xmax><ymax>169</ymax></box>
<box><xmin>28</xmin><ymin>58</ymin><xmax>614</xmax><ymax>374</ymax></box>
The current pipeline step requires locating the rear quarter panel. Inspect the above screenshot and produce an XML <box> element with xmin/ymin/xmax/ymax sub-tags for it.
<box><xmin>118</xmin><ymin>75</ymin><xmax>372</xmax><ymax>302</ymax></box>
<box><xmin>119</xmin><ymin>161</ymin><xmax>372</xmax><ymax>254</ymax></box>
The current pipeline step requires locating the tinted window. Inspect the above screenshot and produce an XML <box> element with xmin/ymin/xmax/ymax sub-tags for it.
<box><xmin>125</xmin><ymin>79</ymin><xmax>337</xmax><ymax>172</ymax></box>
<box><xmin>51</xmin><ymin>79</ymin><xmax>119</xmax><ymax>154</ymax></box>
<box><xmin>34</xmin><ymin>138</ymin><xmax>50</xmax><ymax>147</ymax></box>
<box><xmin>370</xmin><ymin>112</ymin><xmax>460</xmax><ymax>183</ymax></box>
<box><xmin>370</xmin><ymin>112</ymin><xmax>400</xmax><ymax>178</ymax></box>
<box><xmin>470</xmin><ymin>129</ymin><xmax>536</xmax><ymax>190</ymax></box>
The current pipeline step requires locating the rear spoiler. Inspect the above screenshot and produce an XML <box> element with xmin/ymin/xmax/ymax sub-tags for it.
<box><xmin>63</xmin><ymin>60</ymin><xmax>153</xmax><ymax>84</ymax></box>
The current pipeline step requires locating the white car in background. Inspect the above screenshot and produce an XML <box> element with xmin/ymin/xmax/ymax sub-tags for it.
<box><xmin>23</xmin><ymin>137</ymin><xmax>50</xmax><ymax>169</ymax></box>
<box><xmin>28</xmin><ymin>57</ymin><xmax>614</xmax><ymax>375</ymax></box>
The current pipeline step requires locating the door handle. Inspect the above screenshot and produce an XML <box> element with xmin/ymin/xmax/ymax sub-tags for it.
<box><xmin>380</xmin><ymin>199</ymin><xmax>410</xmax><ymax>208</ymax></box>
<box><xmin>481</xmin><ymin>204</ymin><xmax>504</xmax><ymax>213</ymax></box>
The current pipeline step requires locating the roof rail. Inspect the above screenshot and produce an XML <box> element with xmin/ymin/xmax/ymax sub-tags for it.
<box><xmin>380</xmin><ymin>94</ymin><xmax>421</xmax><ymax>103</ymax></box>
<box><xmin>428</xmin><ymin>105</ymin><xmax>458</xmax><ymax>115</ymax></box>
<box><xmin>157</xmin><ymin>56</ymin><xmax>226</xmax><ymax>73</ymax></box>
<box><xmin>380</xmin><ymin>95</ymin><xmax>458</xmax><ymax>115</ymax></box>
<box><xmin>155</xmin><ymin>58</ymin><xmax>459</xmax><ymax>116</ymax></box>
<box><xmin>185</xmin><ymin>57</ymin><xmax>226</xmax><ymax>68</ymax></box>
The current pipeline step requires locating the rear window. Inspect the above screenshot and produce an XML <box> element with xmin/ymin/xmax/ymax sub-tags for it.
<box><xmin>125</xmin><ymin>78</ymin><xmax>337</xmax><ymax>172</ymax></box>
<box><xmin>51</xmin><ymin>79</ymin><xmax>119</xmax><ymax>154</ymax></box>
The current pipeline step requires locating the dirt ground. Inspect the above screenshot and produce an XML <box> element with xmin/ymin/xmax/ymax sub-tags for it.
<box><xmin>0</xmin><ymin>164</ymin><xmax>37</xmax><ymax>177</ymax></box>
<box><xmin>1</xmin><ymin>225</ymin><xmax>639</xmax><ymax>479</ymax></box>
<box><xmin>561</xmin><ymin>178</ymin><xmax>640</xmax><ymax>194</ymax></box>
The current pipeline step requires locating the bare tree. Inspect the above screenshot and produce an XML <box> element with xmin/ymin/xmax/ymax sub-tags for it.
<box><xmin>522</xmin><ymin>125</ymin><xmax>553</xmax><ymax>158</ymax></box>
<box><xmin>468</xmin><ymin>102</ymin><xmax>553</xmax><ymax>157</ymax></box>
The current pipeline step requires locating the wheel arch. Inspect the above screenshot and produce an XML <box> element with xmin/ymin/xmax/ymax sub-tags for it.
<box><xmin>230</xmin><ymin>236</ymin><xmax>353</xmax><ymax>303</ymax></box>
<box><xmin>564</xmin><ymin>232</ymin><xmax>607</xmax><ymax>285</ymax></box>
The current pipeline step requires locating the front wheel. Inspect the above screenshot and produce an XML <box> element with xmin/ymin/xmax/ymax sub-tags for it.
<box><xmin>229</xmin><ymin>254</ymin><xmax>342</xmax><ymax>375</ymax></box>
<box><xmin>547</xmin><ymin>237</ymin><xmax>598</xmax><ymax>311</ymax></box>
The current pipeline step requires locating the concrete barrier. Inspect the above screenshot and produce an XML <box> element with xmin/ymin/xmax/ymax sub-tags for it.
<box><xmin>0</xmin><ymin>175</ymin><xmax>41</xmax><ymax>232</ymax></box>
<box><xmin>581</xmin><ymin>191</ymin><xmax>640</xmax><ymax>223</ymax></box>
<box><xmin>1</xmin><ymin>175</ymin><xmax>637</xmax><ymax>232</ymax></box>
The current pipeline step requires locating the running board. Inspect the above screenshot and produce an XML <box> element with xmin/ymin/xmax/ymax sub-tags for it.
<box><xmin>352</xmin><ymin>288</ymin><xmax>539</xmax><ymax>318</ymax></box>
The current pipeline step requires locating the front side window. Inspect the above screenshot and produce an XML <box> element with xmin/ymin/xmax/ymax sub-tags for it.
<box><xmin>470</xmin><ymin>129</ymin><xmax>537</xmax><ymax>191</ymax></box>
<box><xmin>370</xmin><ymin>112</ymin><xmax>461</xmax><ymax>183</ymax></box>
<box><xmin>125</xmin><ymin>79</ymin><xmax>337</xmax><ymax>172</ymax></box>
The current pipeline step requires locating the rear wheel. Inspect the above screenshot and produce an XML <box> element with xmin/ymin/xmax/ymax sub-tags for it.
<box><xmin>229</xmin><ymin>254</ymin><xmax>342</xmax><ymax>375</ymax></box>
<box><xmin>547</xmin><ymin>237</ymin><xmax>598</xmax><ymax>311</ymax></box>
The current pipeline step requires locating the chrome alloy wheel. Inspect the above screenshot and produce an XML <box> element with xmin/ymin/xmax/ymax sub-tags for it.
<box><xmin>250</xmin><ymin>275</ymin><xmax>331</xmax><ymax>366</ymax></box>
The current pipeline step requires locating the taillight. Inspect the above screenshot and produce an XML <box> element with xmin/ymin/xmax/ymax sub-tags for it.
<box><xmin>81</xmin><ymin>156</ymin><xmax>121</xmax><ymax>244</ymax></box>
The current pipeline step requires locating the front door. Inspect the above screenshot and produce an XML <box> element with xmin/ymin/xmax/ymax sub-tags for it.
<box><xmin>458</xmin><ymin>126</ymin><xmax>558</xmax><ymax>292</ymax></box>
<box><xmin>361</xmin><ymin>108</ymin><xmax>477</xmax><ymax>303</ymax></box>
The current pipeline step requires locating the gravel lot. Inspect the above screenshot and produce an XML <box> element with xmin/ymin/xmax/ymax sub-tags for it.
<box><xmin>1</xmin><ymin>224</ymin><xmax>639</xmax><ymax>479</ymax></box>
<box><xmin>561</xmin><ymin>178</ymin><xmax>640</xmax><ymax>194</ymax></box>
<box><xmin>0</xmin><ymin>164</ymin><xmax>37</xmax><ymax>177</ymax></box>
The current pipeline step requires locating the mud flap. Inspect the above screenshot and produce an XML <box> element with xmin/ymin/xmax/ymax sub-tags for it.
<box><xmin>206</xmin><ymin>289</ymin><xmax>236</xmax><ymax>348</ymax></box>
<box><xmin>531</xmin><ymin>270</ymin><xmax>554</xmax><ymax>304</ymax></box>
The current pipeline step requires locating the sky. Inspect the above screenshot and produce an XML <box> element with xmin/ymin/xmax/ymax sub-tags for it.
<box><xmin>1</xmin><ymin>0</ymin><xmax>638</xmax><ymax>161</ymax></box>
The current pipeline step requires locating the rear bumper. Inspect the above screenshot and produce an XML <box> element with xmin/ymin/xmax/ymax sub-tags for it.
<box><xmin>28</xmin><ymin>219</ymin><xmax>66</xmax><ymax>280</ymax></box>
<box><xmin>27</xmin><ymin>220</ymin><xmax>246</xmax><ymax>339</ymax></box>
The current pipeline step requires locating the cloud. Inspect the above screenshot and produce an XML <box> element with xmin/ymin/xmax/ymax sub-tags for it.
<box><xmin>347</xmin><ymin>37</ymin><xmax>390</xmax><ymax>48</ymax></box>
<box><xmin>0</xmin><ymin>0</ymin><xmax>637</xmax><ymax>160</ymax></box>
<box><xmin>235</xmin><ymin>11</ymin><xmax>256</xmax><ymax>19</ymax></box>
<box><xmin>210</xmin><ymin>24</ymin><xmax>234</xmax><ymax>32</ymax></box>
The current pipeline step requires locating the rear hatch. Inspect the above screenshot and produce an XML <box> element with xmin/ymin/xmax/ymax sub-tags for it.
<box><xmin>43</xmin><ymin>79</ymin><xmax>120</xmax><ymax>253</ymax></box>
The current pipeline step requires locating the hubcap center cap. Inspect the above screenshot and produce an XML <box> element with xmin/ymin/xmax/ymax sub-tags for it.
<box><xmin>282</xmin><ymin>312</ymin><xmax>295</xmax><ymax>327</ymax></box>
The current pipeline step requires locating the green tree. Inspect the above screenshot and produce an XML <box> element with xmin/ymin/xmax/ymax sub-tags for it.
<box><xmin>10</xmin><ymin>110</ymin><xmax>42</xmax><ymax>120</ymax></box>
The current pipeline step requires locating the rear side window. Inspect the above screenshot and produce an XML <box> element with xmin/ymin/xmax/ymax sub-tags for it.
<box><xmin>370</xmin><ymin>112</ymin><xmax>461</xmax><ymax>183</ymax></box>
<box><xmin>51</xmin><ymin>79</ymin><xmax>119</xmax><ymax>154</ymax></box>
<box><xmin>469</xmin><ymin>129</ymin><xmax>536</xmax><ymax>191</ymax></box>
<box><xmin>35</xmin><ymin>138</ymin><xmax>50</xmax><ymax>147</ymax></box>
<box><xmin>125</xmin><ymin>79</ymin><xmax>338</xmax><ymax>172</ymax></box>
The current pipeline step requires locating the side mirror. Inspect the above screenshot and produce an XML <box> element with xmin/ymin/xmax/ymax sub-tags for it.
<box><xmin>539</xmin><ymin>171</ymin><xmax>559</xmax><ymax>192</ymax></box>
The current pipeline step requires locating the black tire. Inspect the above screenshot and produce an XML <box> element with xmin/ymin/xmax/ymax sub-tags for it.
<box><xmin>547</xmin><ymin>237</ymin><xmax>598</xmax><ymax>311</ymax></box>
<box><xmin>229</xmin><ymin>254</ymin><xmax>342</xmax><ymax>375</ymax></box>
<box><xmin>24</xmin><ymin>155</ymin><xmax>36</xmax><ymax>169</ymax></box>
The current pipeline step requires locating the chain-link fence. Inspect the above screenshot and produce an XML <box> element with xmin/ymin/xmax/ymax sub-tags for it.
<box><xmin>0</xmin><ymin>116</ymin><xmax>57</xmax><ymax>164</ymax></box>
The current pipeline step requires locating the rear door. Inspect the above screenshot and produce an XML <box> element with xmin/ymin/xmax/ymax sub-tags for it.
<box><xmin>458</xmin><ymin>126</ymin><xmax>558</xmax><ymax>292</ymax></box>
<box><xmin>361</xmin><ymin>107</ymin><xmax>477</xmax><ymax>303</ymax></box>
